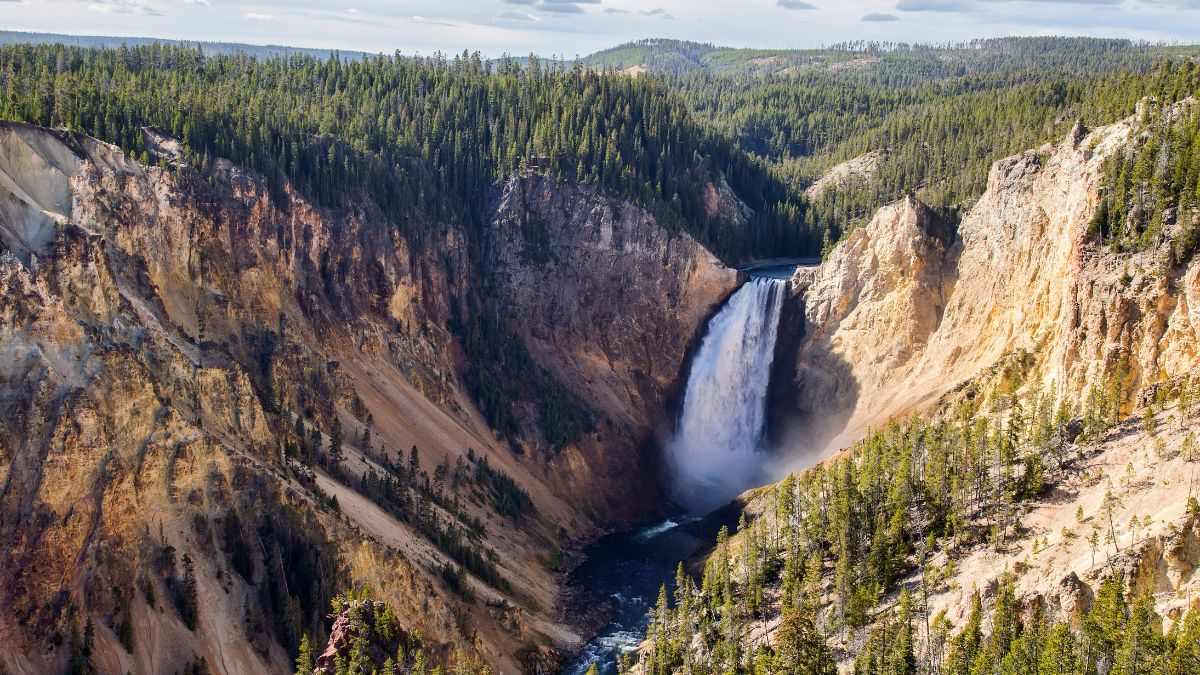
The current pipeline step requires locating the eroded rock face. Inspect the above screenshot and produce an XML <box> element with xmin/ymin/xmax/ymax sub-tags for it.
<box><xmin>1053</xmin><ymin>572</ymin><xmax>1095</xmax><ymax>630</ymax></box>
<box><xmin>0</xmin><ymin>123</ymin><xmax>474</xmax><ymax>675</ymax></box>
<box><xmin>787</xmin><ymin>104</ymin><xmax>1200</xmax><ymax>455</ymax></box>
<box><xmin>0</xmin><ymin>124</ymin><xmax>81</xmax><ymax>260</ymax></box>
<box><xmin>0</xmin><ymin>236</ymin><xmax>294</xmax><ymax>675</ymax></box>
<box><xmin>0</xmin><ymin>123</ymin><xmax>738</xmax><ymax>673</ymax></box>
<box><xmin>485</xmin><ymin>173</ymin><xmax>741</xmax><ymax>518</ymax></box>
<box><xmin>784</xmin><ymin>196</ymin><xmax>957</xmax><ymax>448</ymax></box>
<box><xmin>489</xmin><ymin>173</ymin><xmax>739</xmax><ymax>430</ymax></box>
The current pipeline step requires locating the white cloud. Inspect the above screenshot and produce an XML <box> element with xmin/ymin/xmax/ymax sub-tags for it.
<box><xmin>245</xmin><ymin>11</ymin><xmax>273</xmax><ymax>20</ymax></box>
<box><xmin>83</xmin><ymin>0</ymin><xmax>161</xmax><ymax>14</ymax></box>
<box><xmin>496</xmin><ymin>9</ymin><xmax>538</xmax><ymax>21</ymax></box>
<box><xmin>411</xmin><ymin>14</ymin><xmax>457</xmax><ymax>26</ymax></box>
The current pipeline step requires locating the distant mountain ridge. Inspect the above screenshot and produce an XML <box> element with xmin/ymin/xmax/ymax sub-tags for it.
<box><xmin>0</xmin><ymin>29</ymin><xmax>370</xmax><ymax>60</ymax></box>
<box><xmin>580</xmin><ymin>35</ymin><xmax>1194</xmax><ymax>76</ymax></box>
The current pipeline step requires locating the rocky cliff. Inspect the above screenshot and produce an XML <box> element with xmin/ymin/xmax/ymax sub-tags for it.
<box><xmin>783</xmin><ymin>195</ymin><xmax>957</xmax><ymax>450</ymax></box>
<box><xmin>485</xmin><ymin>174</ymin><xmax>739</xmax><ymax>514</ymax></box>
<box><xmin>0</xmin><ymin>122</ymin><xmax>737</xmax><ymax>674</ymax></box>
<box><xmin>785</xmin><ymin>104</ymin><xmax>1200</xmax><ymax>457</ymax></box>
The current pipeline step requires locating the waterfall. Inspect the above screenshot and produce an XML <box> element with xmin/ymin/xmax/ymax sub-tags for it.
<box><xmin>668</xmin><ymin>277</ymin><xmax>786</xmax><ymax>511</ymax></box>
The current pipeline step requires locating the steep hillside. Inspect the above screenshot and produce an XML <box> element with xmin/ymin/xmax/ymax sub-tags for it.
<box><xmin>621</xmin><ymin>99</ymin><xmax>1200</xmax><ymax>674</ymax></box>
<box><xmin>0</xmin><ymin>121</ymin><xmax>737</xmax><ymax>674</ymax></box>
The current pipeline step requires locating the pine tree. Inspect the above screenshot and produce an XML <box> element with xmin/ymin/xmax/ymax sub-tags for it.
<box><xmin>177</xmin><ymin>553</ymin><xmax>200</xmax><ymax>630</ymax></box>
<box><xmin>1171</xmin><ymin>606</ymin><xmax>1200</xmax><ymax>675</ymax></box>
<box><xmin>1114</xmin><ymin>591</ymin><xmax>1169</xmax><ymax>674</ymax></box>
<box><xmin>409</xmin><ymin>446</ymin><xmax>421</xmax><ymax>488</ymax></box>
<box><xmin>1039</xmin><ymin>623</ymin><xmax>1081</xmax><ymax>675</ymax></box>
<box><xmin>775</xmin><ymin>600</ymin><xmax>836</xmax><ymax>674</ymax></box>
<box><xmin>328</xmin><ymin>417</ymin><xmax>344</xmax><ymax>467</ymax></box>
<box><xmin>1084</xmin><ymin>573</ymin><xmax>1129</xmax><ymax>674</ymax></box>
<box><xmin>295</xmin><ymin>633</ymin><xmax>314</xmax><ymax>675</ymax></box>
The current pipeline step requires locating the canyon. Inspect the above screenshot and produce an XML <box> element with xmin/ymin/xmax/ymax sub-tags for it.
<box><xmin>2</xmin><ymin>57</ymin><xmax>1200</xmax><ymax>675</ymax></box>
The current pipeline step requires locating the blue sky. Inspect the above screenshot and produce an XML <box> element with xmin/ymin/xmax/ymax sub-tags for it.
<box><xmin>2</xmin><ymin>0</ymin><xmax>1198</xmax><ymax>56</ymax></box>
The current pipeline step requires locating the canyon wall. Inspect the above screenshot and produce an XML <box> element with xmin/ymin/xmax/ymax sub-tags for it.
<box><xmin>0</xmin><ymin>122</ymin><xmax>737</xmax><ymax>673</ymax></box>
<box><xmin>786</xmin><ymin>106</ymin><xmax>1200</xmax><ymax>457</ymax></box>
<box><xmin>485</xmin><ymin>174</ymin><xmax>740</xmax><ymax>514</ymax></box>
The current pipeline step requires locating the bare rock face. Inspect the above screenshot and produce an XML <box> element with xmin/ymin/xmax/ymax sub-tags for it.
<box><xmin>0</xmin><ymin>124</ymin><xmax>82</xmax><ymax>260</ymax></box>
<box><xmin>784</xmin><ymin>195</ymin><xmax>957</xmax><ymax>448</ymax></box>
<box><xmin>1165</xmin><ymin>517</ymin><xmax>1200</xmax><ymax>590</ymax></box>
<box><xmin>787</xmin><ymin>103</ymin><xmax>1200</xmax><ymax>454</ymax></box>
<box><xmin>489</xmin><ymin>173</ymin><xmax>739</xmax><ymax>430</ymax></box>
<box><xmin>1053</xmin><ymin>572</ymin><xmax>1095</xmax><ymax>630</ymax></box>
<box><xmin>485</xmin><ymin>173</ymin><xmax>740</xmax><ymax>517</ymax></box>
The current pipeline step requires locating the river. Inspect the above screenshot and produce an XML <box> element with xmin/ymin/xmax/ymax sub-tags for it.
<box><xmin>562</xmin><ymin>516</ymin><xmax>704</xmax><ymax>675</ymax></box>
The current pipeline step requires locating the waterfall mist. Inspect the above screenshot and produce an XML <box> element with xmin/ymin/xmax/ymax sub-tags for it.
<box><xmin>667</xmin><ymin>277</ymin><xmax>786</xmax><ymax>512</ymax></box>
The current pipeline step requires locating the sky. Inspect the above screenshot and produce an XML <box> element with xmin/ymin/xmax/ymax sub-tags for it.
<box><xmin>2</xmin><ymin>0</ymin><xmax>1199</xmax><ymax>57</ymax></box>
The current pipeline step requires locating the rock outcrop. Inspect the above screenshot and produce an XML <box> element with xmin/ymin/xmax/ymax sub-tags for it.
<box><xmin>314</xmin><ymin>602</ymin><xmax>364</xmax><ymax>674</ymax></box>
<box><xmin>804</xmin><ymin>150</ymin><xmax>884</xmax><ymax>200</ymax></box>
<box><xmin>488</xmin><ymin>172</ymin><xmax>738</xmax><ymax>429</ymax></box>
<box><xmin>786</xmin><ymin>105</ymin><xmax>1200</xmax><ymax>457</ymax></box>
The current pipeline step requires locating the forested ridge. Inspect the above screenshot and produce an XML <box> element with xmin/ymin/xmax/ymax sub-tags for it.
<box><xmin>0</xmin><ymin>42</ymin><xmax>814</xmax><ymax>262</ymax></box>
<box><xmin>584</xmin><ymin>36</ymin><xmax>1191</xmax><ymax>78</ymax></box>
<box><xmin>582</xmin><ymin>37</ymin><xmax>1200</xmax><ymax>247</ymax></box>
<box><xmin>4</xmin><ymin>38</ymin><xmax>1200</xmax><ymax>259</ymax></box>
<box><xmin>666</xmin><ymin>52</ymin><xmax>1200</xmax><ymax>244</ymax></box>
